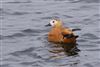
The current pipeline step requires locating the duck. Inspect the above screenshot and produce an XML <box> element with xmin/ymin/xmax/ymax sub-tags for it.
<box><xmin>45</xmin><ymin>19</ymin><xmax>80</xmax><ymax>51</ymax></box>
<box><xmin>45</xmin><ymin>19</ymin><xmax>81</xmax><ymax>52</ymax></box>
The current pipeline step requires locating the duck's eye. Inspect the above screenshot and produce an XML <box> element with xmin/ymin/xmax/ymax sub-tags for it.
<box><xmin>52</xmin><ymin>21</ymin><xmax>55</xmax><ymax>23</ymax></box>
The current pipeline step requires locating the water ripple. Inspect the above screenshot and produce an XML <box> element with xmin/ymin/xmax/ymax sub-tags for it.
<box><xmin>10</xmin><ymin>12</ymin><xmax>29</xmax><ymax>15</ymax></box>
<box><xmin>86</xmin><ymin>48</ymin><xmax>100</xmax><ymax>51</ymax></box>
<box><xmin>0</xmin><ymin>64</ymin><xmax>10</xmax><ymax>67</ymax></box>
<box><xmin>77</xmin><ymin>39</ymin><xmax>88</xmax><ymax>42</ymax></box>
<box><xmin>63</xmin><ymin>15</ymin><xmax>73</xmax><ymax>18</ymax></box>
<box><xmin>21</xmin><ymin>29</ymin><xmax>41</xmax><ymax>33</ymax></box>
<box><xmin>9</xmin><ymin>47</ymin><xmax>35</xmax><ymax>56</ymax></box>
<box><xmin>41</xmin><ymin>16</ymin><xmax>59</xmax><ymax>20</ymax></box>
<box><xmin>83</xmin><ymin>18</ymin><xmax>91</xmax><ymax>21</ymax></box>
<box><xmin>82</xmin><ymin>33</ymin><xmax>100</xmax><ymax>40</ymax></box>
<box><xmin>0</xmin><ymin>33</ymin><xmax>26</xmax><ymax>40</ymax></box>
<box><xmin>0</xmin><ymin>29</ymin><xmax>44</xmax><ymax>40</ymax></box>
<box><xmin>20</xmin><ymin>61</ymin><xmax>35</xmax><ymax>66</ymax></box>
<box><xmin>94</xmin><ymin>14</ymin><xmax>100</xmax><ymax>17</ymax></box>
<box><xmin>4</xmin><ymin>1</ymin><xmax>32</xmax><ymax>4</ymax></box>
<box><xmin>79</xmin><ymin>0</ymin><xmax>100</xmax><ymax>3</ymax></box>
<box><xmin>34</xmin><ymin>12</ymin><xmax>43</xmax><ymax>14</ymax></box>
<box><xmin>84</xmin><ymin>63</ymin><xmax>94</xmax><ymax>67</ymax></box>
<box><xmin>0</xmin><ymin>8</ymin><xmax>29</xmax><ymax>16</ymax></box>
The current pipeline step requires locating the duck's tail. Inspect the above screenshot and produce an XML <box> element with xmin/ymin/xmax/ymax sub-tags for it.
<box><xmin>72</xmin><ymin>28</ymin><xmax>81</xmax><ymax>31</ymax></box>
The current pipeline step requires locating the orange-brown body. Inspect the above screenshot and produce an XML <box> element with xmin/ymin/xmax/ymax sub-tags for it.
<box><xmin>48</xmin><ymin>27</ymin><xmax>76</xmax><ymax>44</ymax></box>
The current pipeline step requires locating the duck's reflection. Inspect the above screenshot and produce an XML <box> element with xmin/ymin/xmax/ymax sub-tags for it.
<box><xmin>62</xmin><ymin>43</ymin><xmax>80</xmax><ymax>56</ymax></box>
<box><xmin>49</xmin><ymin>43</ymin><xmax>80</xmax><ymax>56</ymax></box>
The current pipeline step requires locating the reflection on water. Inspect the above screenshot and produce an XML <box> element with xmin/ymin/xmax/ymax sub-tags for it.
<box><xmin>0</xmin><ymin>0</ymin><xmax>100</xmax><ymax>67</ymax></box>
<box><xmin>47</xmin><ymin>42</ymin><xmax>80</xmax><ymax>56</ymax></box>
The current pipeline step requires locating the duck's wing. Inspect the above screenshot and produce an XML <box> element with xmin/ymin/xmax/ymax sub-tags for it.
<box><xmin>62</xmin><ymin>28</ymin><xmax>79</xmax><ymax>38</ymax></box>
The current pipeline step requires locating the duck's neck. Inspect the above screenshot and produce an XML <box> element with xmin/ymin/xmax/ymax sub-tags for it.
<box><xmin>54</xmin><ymin>25</ymin><xmax>63</xmax><ymax>28</ymax></box>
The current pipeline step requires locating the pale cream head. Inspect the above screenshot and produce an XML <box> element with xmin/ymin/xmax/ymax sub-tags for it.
<box><xmin>49</xmin><ymin>19</ymin><xmax>58</xmax><ymax>26</ymax></box>
<box><xmin>49</xmin><ymin>19</ymin><xmax>62</xmax><ymax>27</ymax></box>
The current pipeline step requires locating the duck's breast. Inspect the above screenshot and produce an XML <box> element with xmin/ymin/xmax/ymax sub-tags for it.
<box><xmin>48</xmin><ymin>28</ymin><xmax>63</xmax><ymax>43</ymax></box>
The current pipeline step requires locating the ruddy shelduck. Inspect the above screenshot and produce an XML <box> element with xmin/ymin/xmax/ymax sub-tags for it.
<box><xmin>46</xmin><ymin>19</ymin><xmax>80</xmax><ymax>44</ymax></box>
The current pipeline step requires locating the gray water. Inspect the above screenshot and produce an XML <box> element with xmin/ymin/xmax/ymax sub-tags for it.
<box><xmin>0</xmin><ymin>0</ymin><xmax>100</xmax><ymax>67</ymax></box>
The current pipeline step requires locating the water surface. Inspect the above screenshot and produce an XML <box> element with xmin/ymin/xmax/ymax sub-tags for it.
<box><xmin>0</xmin><ymin>0</ymin><xmax>100</xmax><ymax>67</ymax></box>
